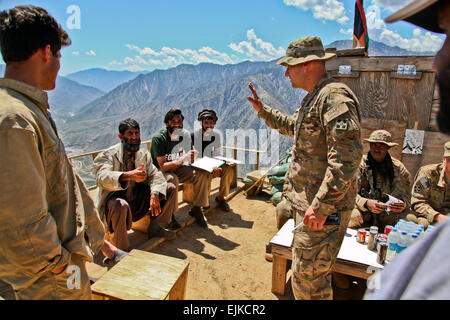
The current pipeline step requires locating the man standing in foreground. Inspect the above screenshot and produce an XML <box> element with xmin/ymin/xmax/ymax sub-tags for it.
<box><xmin>0</xmin><ymin>6</ymin><xmax>107</xmax><ymax>299</ymax></box>
<box><xmin>248</xmin><ymin>36</ymin><xmax>362</xmax><ymax>299</ymax></box>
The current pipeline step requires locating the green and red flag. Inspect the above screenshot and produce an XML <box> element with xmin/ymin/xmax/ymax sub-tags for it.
<box><xmin>353</xmin><ymin>0</ymin><xmax>369</xmax><ymax>53</ymax></box>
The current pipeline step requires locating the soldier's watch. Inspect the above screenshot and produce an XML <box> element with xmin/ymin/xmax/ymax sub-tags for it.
<box><xmin>152</xmin><ymin>191</ymin><xmax>159</xmax><ymax>196</ymax></box>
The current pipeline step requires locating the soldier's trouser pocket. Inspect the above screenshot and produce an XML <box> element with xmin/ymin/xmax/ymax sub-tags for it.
<box><xmin>291</xmin><ymin>226</ymin><xmax>339</xmax><ymax>300</ymax></box>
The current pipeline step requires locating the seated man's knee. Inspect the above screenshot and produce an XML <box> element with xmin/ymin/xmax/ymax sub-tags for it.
<box><xmin>166</xmin><ymin>182</ymin><xmax>177</xmax><ymax>196</ymax></box>
<box><xmin>406</xmin><ymin>213</ymin><xmax>418</xmax><ymax>223</ymax></box>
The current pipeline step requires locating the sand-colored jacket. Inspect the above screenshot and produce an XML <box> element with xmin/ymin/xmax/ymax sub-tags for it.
<box><xmin>93</xmin><ymin>143</ymin><xmax>168</xmax><ymax>224</ymax></box>
<box><xmin>0</xmin><ymin>78</ymin><xmax>105</xmax><ymax>291</ymax></box>
<box><xmin>411</xmin><ymin>163</ymin><xmax>450</xmax><ymax>223</ymax></box>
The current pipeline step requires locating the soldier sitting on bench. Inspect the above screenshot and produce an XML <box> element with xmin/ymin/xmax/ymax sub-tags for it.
<box><xmin>407</xmin><ymin>142</ymin><xmax>450</xmax><ymax>228</ymax></box>
<box><xmin>349</xmin><ymin>130</ymin><xmax>411</xmax><ymax>231</ymax></box>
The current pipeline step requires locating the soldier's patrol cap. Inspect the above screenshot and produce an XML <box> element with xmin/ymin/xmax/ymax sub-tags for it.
<box><xmin>385</xmin><ymin>0</ymin><xmax>446</xmax><ymax>34</ymax></box>
<box><xmin>197</xmin><ymin>109</ymin><xmax>218</xmax><ymax>122</ymax></box>
<box><xmin>277</xmin><ymin>36</ymin><xmax>336</xmax><ymax>67</ymax></box>
<box><xmin>364</xmin><ymin>129</ymin><xmax>398</xmax><ymax>147</ymax></box>
<box><xmin>444</xmin><ymin>141</ymin><xmax>450</xmax><ymax>157</ymax></box>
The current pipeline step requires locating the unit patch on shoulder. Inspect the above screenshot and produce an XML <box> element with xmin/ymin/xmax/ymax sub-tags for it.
<box><xmin>419</xmin><ymin>177</ymin><xmax>431</xmax><ymax>189</ymax></box>
<box><xmin>336</xmin><ymin>119</ymin><xmax>348</xmax><ymax>130</ymax></box>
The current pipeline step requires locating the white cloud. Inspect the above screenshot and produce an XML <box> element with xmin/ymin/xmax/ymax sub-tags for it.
<box><xmin>72</xmin><ymin>51</ymin><xmax>79</xmax><ymax>56</ymax></box>
<box><xmin>85</xmin><ymin>50</ymin><xmax>96</xmax><ymax>56</ymax></box>
<box><xmin>340</xmin><ymin>28</ymin><xmax>353</xmax><ymax>35</ymax></box>
<box><xmin>370</xmin><ymin>0</ymin><xmax>410</xmax><ymax>11</ymax></box>
<box><xmin>283</xmin><ymin>0</ymin><xmax>349</xmax><ymax>25</ymax></box>
<box><xmin>366</xmin><ymin>4</ymin><xmax>443</xmax><ymax>52</ymax></box>
<box><xmin>116</xmin><ymin>43</ymin><xmax>236</xmax><ymax>69</ymax></box>
<box><xmin>228</xmin><ymin>29</ymin><xmax>285</xmax><ymax>61</ymax></box>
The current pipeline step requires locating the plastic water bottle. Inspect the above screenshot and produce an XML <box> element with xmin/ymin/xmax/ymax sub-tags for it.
<box><xmin>386</xmin><ymin>228</ymin><xmax>399</xmax><ymax>262</ymax></box>
<box><xmin>407</xmin><ymin>233</ymin><xmax>418</xmax><ymax>247</ymax></box>
<box><xmin>396</xmin><ymin>231</ymin><xmax>408</xmax><ymax>254</ymax></box>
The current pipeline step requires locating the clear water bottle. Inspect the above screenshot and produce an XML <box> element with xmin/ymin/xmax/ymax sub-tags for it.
<box><xmin>407</xmin><ymin>233</ymin><xmax>418</xmax><ymax>247</ymax></box>
<box><xmin>396</xmin><ymin>230</ymin><xmax>408</xmax><ymax>254</ymax></box>
<box><xmin>386</xmin><ymin>227</ymin><xmax>399</xmax><ymax>262</ymax></box>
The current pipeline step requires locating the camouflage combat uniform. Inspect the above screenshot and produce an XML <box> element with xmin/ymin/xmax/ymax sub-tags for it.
<box><xmin>258</xmin><ymin>76</ymin><xmax>362</xmax><ymax>300</ymax></box>
<box><xmin>408</xmin><ymin>162</ymin><xmax>450</xmax><ymax>228</ymax></box>
<box><xmin>350</xmin><ymin>154</ymin><xmax>411</xmax><ymax>230</ymax></box>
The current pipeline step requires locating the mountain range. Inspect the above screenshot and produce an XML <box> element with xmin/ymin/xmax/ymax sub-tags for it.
<box><xmin>64</xmin><ymin>68</ymin><xmax>146</xmax><ymax>92</ymax></box>
<box><xmin>0</xmin><ymin>39</ymin><xmax>438</xmax><ymax>160</ymax></box>
<box><xmin>326</xmin><ymin>39</ymin><xmax>436</xmax><ymax>56</ymax></box>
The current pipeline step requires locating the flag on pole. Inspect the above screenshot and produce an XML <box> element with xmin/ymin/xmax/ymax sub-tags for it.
<box><xmin>353</xmin><ymin>0</ymin><xmax>369</xmax><ymax>53</ymax></box>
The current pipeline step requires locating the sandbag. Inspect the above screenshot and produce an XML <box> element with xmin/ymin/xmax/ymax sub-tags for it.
<box><xmin>270</xmin><ymin>192</ymin><xmax>282</xmax><ymax>206</ymax></box>
<box><xmin>271</xmin><ymin>184</ymin><xmax>284</xmax><ymax>195</ymax></box>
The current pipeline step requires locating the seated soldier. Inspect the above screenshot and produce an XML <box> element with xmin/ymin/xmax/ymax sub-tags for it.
<box><xmin>407</xmin><ymin>142</ymin><xmax>450</xmax><ymax>228</ymax></box>
<box><xmin>191</xmin><ymin>109</ymin><xmax>234</xmax><ymax>211</ymax></box>
<box><xmin>151</xmin><ymin>109</ymin><xmax>210</xmax><ymax>228</ymax></box>
<box><xmin>349</xmin><ymin>129</ymin><xmax>411</xmax><ymax>231</ymax></box>
<box><xmin>94</xmin><ymin>118</ymin><xmax>177</xmax><ymax>251</ymax></box>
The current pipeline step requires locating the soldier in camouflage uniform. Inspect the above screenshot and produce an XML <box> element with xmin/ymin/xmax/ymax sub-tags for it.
<box><xmin>407</xmin><ymin>142</ymin><xmax>450</xmax><ymax>228</ymax></box>
<box><xmin>248</xmin><ymin>36</ymin><xmax>362</xmax><ymax>300</ymax></box>
<box><xmin>349</xmin><ymin>130</ymin><xmax>411</xmax><ymax>231</ymax></box>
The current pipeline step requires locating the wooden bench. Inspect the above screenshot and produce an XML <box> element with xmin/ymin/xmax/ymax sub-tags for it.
<box><xmin>91</xmin><ymin>249</ymin><xmax>189</xmax><ymax>300</ymax></box>
<box><xmin>268</xmin><ymin>219</ymin><xmax>384</xmax><ymax>295</ymax></box>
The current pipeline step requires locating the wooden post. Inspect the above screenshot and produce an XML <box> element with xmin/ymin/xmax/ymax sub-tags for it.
<box><xmin>256</xmin><ymin>152</ymin><xmax>260</xmax><ymax>171</ymax></box>
<box><xmin>231</xmin><ymin>148</ymin><xmax>238</xmax><ymax>188</ymax></box>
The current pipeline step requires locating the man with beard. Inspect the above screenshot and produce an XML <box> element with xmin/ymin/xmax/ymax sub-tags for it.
<box><xmin>94</xmin><ymin>118</ymin><xmax>177</xmax><ymax>251</ymax></box>
<box><xmin>151</xmin><ymin>109</ymin><xmax>210</xmax><ymax>227</ymax></box>
<box><xmin>191</xmin><ymin>109</ymin><xmax>234</xmax><ymax>211</ymax></box>
<box><xmin>349</xmin><ymin>130</ymin><xmax>411</xmax><ymax>231</ymax></box>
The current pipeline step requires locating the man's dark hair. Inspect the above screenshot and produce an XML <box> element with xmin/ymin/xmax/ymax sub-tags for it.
<box><xmin>119</xmin><ymin>118</ymin><xmax>140</xmax><ymax>134</ymax></box>
<box><xmin>164</xmin><ymin>109</ymin><xmax>184</xmax><ymax>124</ymax></box>
<box><xmin>0</xmin><ymin>5</ymin><xmax>71</xmax><ymax>63</ymax></box>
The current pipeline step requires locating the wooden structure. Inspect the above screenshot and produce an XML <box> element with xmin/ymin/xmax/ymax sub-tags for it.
<box><xmin>91</xmin><ymin>249</ymin><xmax>189</xmax><ymax>300</ymax></box>
<box><xmin>326</xmin><ymin>54</ymin><xmax>447</xmax><ymax>180</ymax></box>
<box><xmin>269</xmin><ymin>219</ymin><xmax>383</xmax><ymax>295</ymax></box>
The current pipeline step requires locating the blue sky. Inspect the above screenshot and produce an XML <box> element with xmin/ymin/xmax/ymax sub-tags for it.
<box><xmin>0</xmin><ymin>0</ymin><xmax>445</xmax><ymax>75</ymax></box>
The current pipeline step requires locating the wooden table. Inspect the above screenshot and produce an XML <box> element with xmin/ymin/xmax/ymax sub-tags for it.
<box><xmin>269</xmin><ymin>219</ymin><xmax>384</xmax><ymax>295</ymax></box>
<box><xmin>91</xmin><ymin>249</ymin><xmax>189</xmax><ymax>300</ymax></box>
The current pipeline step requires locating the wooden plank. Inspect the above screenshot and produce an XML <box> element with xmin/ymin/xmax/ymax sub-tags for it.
<box><xmin>85</xmin><ymin>262</ymin><xmax>108</xmax><ymax>283</ymax></box>
<box><xmin>271</xmin><ymin>254</ymin><xmax>288</xmax><ymax>295</ymax></box>
<box><xmin>336</xmin><ymin>48</ymin><xmax>366</xmax><ymax>57</ymax></box>
<box><xmin>360</xmin><ymin>118</ymin><xmax>407</xmax><ymax>161</ymax></box>
<box><xmin>327</xmin><ymin>56</ymin><xmax>435</xmax><ymax>72</ymax></box>
<box><xmin>91</xmin><ymin>249</ymin><xmax>189</xmax><ymax>300</ymax></box>
<box><xmin>340</xmin><ymin>72</ymin><xmax>435</xmax><ymax>131</ymax></box>
<box><xmin>169</xmin><ymin>267</ymin><xmax>189</xmax><ymax>300</ymax></box>
<box><xmin>389</xmin><ymin>71</ymin><xmax>423</xmax><ymax>80</ymax></box>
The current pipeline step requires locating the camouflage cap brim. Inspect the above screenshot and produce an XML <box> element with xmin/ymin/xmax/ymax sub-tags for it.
<box><xmin>363</xmin><ymin>138</ymin><xmax>398</xmax><ymax>147</ymax></box>
<box><xmin>277</xmin><ymin>52</ymin><xmax>336</xmax><ymax>66</ymax></box>
<box><xmin>384</xmin><ymin>0</ymin><xmax>444</xmax><ymax>34</ymax></box>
